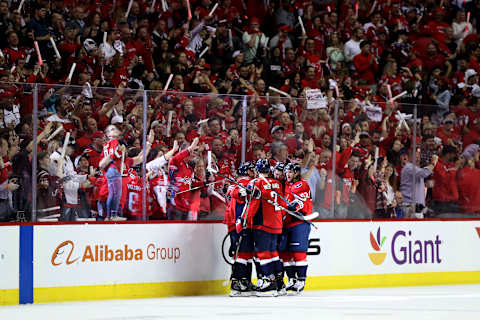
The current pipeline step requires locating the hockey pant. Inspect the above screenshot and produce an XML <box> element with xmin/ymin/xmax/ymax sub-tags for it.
<box><xmin>253</xmin><ymin>229</ymin><xmax>281</xmax><ymax>279</ymax></box>
<box><xmin>278</xmin><ymin>223</ymin><xmax>311</xmax><ymax>280</ymax></box>
<box><xmin>231</xmin><ymin>229</ymin><xmax>253</xmax><ymax>280</ymax></box>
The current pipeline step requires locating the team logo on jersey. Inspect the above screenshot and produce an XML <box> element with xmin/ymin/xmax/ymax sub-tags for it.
<box><xmin>368</xmin><ymin>227</ymin><xmax>387</xmax><ymax>266</ymax></box>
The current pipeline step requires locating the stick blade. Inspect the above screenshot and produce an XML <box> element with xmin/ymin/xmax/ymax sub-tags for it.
<box><xmin>304</xmin><ymin>212</ymin><xmax>319</xmax><ymax>220</ymax></box>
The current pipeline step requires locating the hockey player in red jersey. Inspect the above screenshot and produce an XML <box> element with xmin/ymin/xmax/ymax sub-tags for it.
<box><xmin>239</xmin><ymin>158</ymin><xmax>285</xmax><ymax>297</ymax></box>
<box><xmin>271</xmin><ymin>161</ymin><xmax>288</xmax><ymax>295</ymax></box>
<box><xmin>226</xmin><ymin>162</ymin><xmax>256</xmax><ymax>297</ymax></box>
<box><xmin>283</xmin><ymin>162</ymin><xmax>313</xmax><ymax>295</ymax></box>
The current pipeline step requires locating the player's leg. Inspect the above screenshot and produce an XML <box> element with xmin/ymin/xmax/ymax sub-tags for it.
<box><xmin>282</xmin><ymin>227</ymin><xmax>297</xmax><ymax>291</ymax></box>
<box><xmin>230</xmin><ymin>229</ymin><xmax>254</xmax><ymax>297</ymax></box>
<box><xmin>276</xmin><ymin>230</ymin><xmax>289</xmax><ymax>296</ymax></box>
<box><xmin>254</xmin><ymin>229</ymin><xmax>279</xmax><ymax>297</ymax></box>
<box><xmin>287</xmin><ymin>223</ymin><xmax>311</xmax><ymax>295</ymax></box>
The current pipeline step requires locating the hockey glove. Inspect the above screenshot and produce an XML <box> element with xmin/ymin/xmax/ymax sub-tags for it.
<box><xmin>288</xmin><ymin>199</ymin><xmax>303</xmax><ymax>212</ymax></box>
<box><xmin>239</xmin><ymin>188</ymin><xmax>248</xmax><ymax>197</ymax></box>
<box><xmin>287</xmin><ymin>203</ymin><xmax>298</xmax><ymax>212</ymax></box>
<box><xmin>228</xmin><ymin>231</ymin><xmax>238</xmax><ymax>257</ymax></box>
<box><xmin>235</xmin><ymin>219</ymin><xmax>244</xmax><ymax>233</ymax></box>
<box><xmin>252</xmin><ymin>188</ymin><xmax>261</xmax><ymax>199</ymax></box>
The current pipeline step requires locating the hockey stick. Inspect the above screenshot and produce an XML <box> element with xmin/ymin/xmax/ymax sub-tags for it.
<box><xmin>175</xmin><ymin>181</ymin><xmax>221</xmax><ymax>194</ymax></box>
<box><xmin>257</xmin><ymin>175</ymin><xmax>318</xmax><ymax>226</ymax></box>
<box><xmin>261</xmin><ymin>197</ymin><xmax>319</xmax><ymax>228</ymax></box>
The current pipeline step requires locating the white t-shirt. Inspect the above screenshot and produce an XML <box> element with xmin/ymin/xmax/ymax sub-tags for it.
<box><xmin>344</xmin><ymin>39</ymin><xmax>361</xmax><ymax>62</ymax></box>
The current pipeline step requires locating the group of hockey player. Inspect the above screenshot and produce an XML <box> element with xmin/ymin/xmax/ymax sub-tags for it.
<box><xmin>224</xmin><ymin>159</ymin><xmax>314</xmax><ymax>297</ymax></box>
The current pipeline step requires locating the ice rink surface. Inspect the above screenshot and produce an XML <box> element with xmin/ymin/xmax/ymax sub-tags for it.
<box><xmin>2</xmin><ymin>284</ymin><xmax>480</xmax><ymax>320</ymax></box>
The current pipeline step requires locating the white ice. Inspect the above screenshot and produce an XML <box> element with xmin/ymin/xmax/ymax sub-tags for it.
<box><xmin>2</xmin><ymin>284</ymin><xmax>480</xmax><ymax>320</ymax></box>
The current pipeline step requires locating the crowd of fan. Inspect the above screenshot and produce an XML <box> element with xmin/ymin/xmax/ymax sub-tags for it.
<box><xmin>0</xmin><ymin>0</ymin><xmax>480</xmax><ymax>222</ymax></box>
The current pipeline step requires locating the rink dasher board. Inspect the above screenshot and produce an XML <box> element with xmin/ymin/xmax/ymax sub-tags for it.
<box><xmin>1</xmin><ymin>220</ymin><xmax>480</xmax><ymax>305</ymax></box>
<box><xmin>0</xmin><ymin>226</ymin><xmax>19</xmax><ymax>305</ymax></box>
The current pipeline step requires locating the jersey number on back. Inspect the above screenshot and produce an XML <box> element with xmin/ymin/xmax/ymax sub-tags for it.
<box><xmin>269</xmin><ymin>191</ymin><xmax>282</xmax><ymax>211</ymax></box>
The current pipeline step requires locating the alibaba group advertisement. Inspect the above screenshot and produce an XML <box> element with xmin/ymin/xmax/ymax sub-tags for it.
<box><xmin>34</xmin><ymin>224</ymin><xmax>230</xmax><ymax>288</ymax></box>
<box><xmin>51</xmin><ymin>240</ymin><xmax>181</xmax><ymax>266</ymax></box>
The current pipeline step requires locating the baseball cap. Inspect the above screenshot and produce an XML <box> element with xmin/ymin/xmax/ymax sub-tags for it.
<box><xmin>111</xmin><ymin>115</ymin><xmax>123</xmax><ymax>124</ymax></box>
<box><xmin>271</xmin><ymin>103</ymin><xmax>286</xmax><ymax>113</ymax></box>
<box><xmin>465</xmin><ymin>69</ymin><xmax>477</xmax><ymax>81</ymax></box>
<box><xmin>151</xmin><ymin>120</ymin><xmax>161</xmax><ymax>129</ymax></box>
<box><xmin>271</xmin><ymin>125</ymin><xmax>284</xmax><ymax>134</ymax></box>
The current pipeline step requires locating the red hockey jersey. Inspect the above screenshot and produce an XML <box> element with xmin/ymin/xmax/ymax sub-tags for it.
<box><xmin>246</xmin><ymin>177</ymin><xmax>284</xmax><ymax>234</ymax></box>
<box><xmin>284</xmin><ymin>179</ymin><xmax>313</xmax><ymax>228</ymax></box>
<box><xmin>103</xmin><ymin>139</ymin><xmax>132</xmax><ymax>173</ymax></box>
<box><xmin>150</xmin><ymin>173</ymin><xmax>168</xmax><ymax>219</ymax></box>
<box><xmin>123</xmin><ymin>171</ymin><xmax>152</xmax><ymax>217</ymax></box>
<box><xmin>169</xmin><ymin>149</ymin><xmax>204</xmax><ymax>212</ymax></box>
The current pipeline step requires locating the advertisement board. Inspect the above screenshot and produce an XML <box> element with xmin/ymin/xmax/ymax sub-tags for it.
<box><xmin>1</xmin><ymin>220</ymin><xmax>479</xmax><ymax>304</ymax></box>
<box><xmin>34</xmin><ymin>224</ymin><xmax>230</xmax><ymax>288</ymax></box>
<box><xmin>0</xmin><ymin>226</ymin><xmax>19</xmax><ymax>305</ymax></box>
<box><xmin>306</xmin><ymin>221</ymin><xmax>480</xmax><ymax>276</ymax></box>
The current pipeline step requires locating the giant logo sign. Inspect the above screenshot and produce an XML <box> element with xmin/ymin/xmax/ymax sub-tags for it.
<box><xmin>369</xmin><ymin>227</ymin><xmax>443</xmax><ymax>266</ymax></box>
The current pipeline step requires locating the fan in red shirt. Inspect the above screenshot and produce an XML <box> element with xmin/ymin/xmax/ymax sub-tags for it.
<box><xmin>353</xmin><ymin>40</ymin><xmax>379</xmax><ymax>85</ymax></box>
<box><xmin>3</xmin><ymin>31</ymin><xmax>27</xmax><ymax>66</ymax></box>
<box><xmin>199</xmin><ymin>117</ymin><xmax>228</xmax><ymax>148</ymax></box>
<box><xmin>300</xmin><ymin>66</ymin><xmax>320</xmax><ymax>89</ymax></box>
<box><xmin>457</xmin><ymin>152</ymin><xmax>480</xmax><ymax>214</ymax></box>
<box><xmin>167</xmin><ymin>137</ymin><xmax>205</xmax><ymax>220</ymax></box>
<box><xmin>436</xmin><ymin>117</ymin><xmax>461</xmax><ymax>146</ymax></box>
<box><xmin>431</xmin><ymin>146</ymin><xmax>460</xmax><ymax>214</ymax></box>
<box><xmin>123</xmin><ymin>169</ymin><xmax>152</xmax><ymax>220</ymax></box>
<box><xmin>83</xmin><ymin>131</ymin><xmax>105</xmax><ymax>168</ymax></box>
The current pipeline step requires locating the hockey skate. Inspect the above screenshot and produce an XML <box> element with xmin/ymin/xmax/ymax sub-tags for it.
<box><xmin>285</xmin><ymin>278</ymin><xmax>296</xmax><ymax>292</ymax></box>
<box><xmin>276</xmin><ymin>274</ymin><xmax>287</xmax><ymax>296</ymax></box>
<box><xmin>254</xmin><ymin>277</ymin><xmax>263</xmax><ymax>291</ymax></box>
<box><xmin>229</xmin><ymin>279</ymin><xmax>253</xmax><ymax>297</ymax></box>
<box><xmin>287</xmin><ymin>279</ymin><xmax>305</xmax><ymax>296</ymax></box>
<box><xmin>256</xmin><ymin>276</ymin><xmax>278</xmax><ymax>297</ymax></box>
